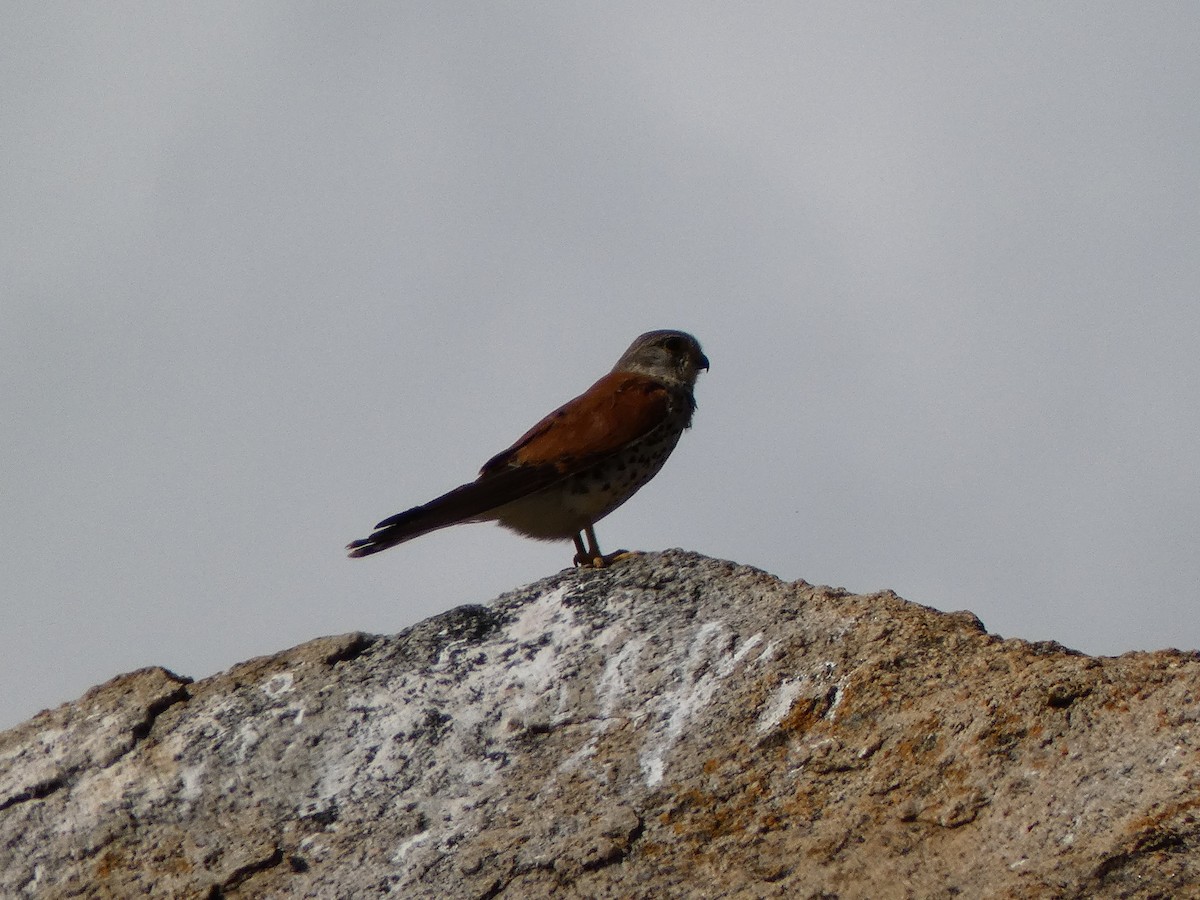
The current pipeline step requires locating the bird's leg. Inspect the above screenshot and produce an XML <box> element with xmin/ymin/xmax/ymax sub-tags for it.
<box><xmin>573</xmin><ymin>525</ymin><xmax>637</xmax><ymax>568</ymax></box>
<box><xmin>572</xmin><ymin>528</ymin><xmax>603</xmax><ymax>567</ymax></box>
<box><xmin>572</xmin><ymin>532</ymin><xmax>592</xmax><ymax>567</ymax></box>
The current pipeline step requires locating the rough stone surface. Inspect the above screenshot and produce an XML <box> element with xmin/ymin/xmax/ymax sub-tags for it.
<box><xmin>3</xmin><ymin>551</ymin><xmax>1200</xmax><ymax>898</ymax></box>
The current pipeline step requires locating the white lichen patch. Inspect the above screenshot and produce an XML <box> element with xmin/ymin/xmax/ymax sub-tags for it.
<box><xmin>311</xmin><ymin>583</ymin><xmax>622</xmax><ymax>869</ymax></box>
<box><xmin>827</xmin><ymin>674</ymin><xmax>849</xmax><ymax>718</ymax></box>
<box><xmin>755</xmin><ymin>639</ymin><xmax>781</xmax><ymax>665</ymax></box>
<box><xmin>391</xmin><ymin>829</ymin><xmax>431</xmax><ymax>864</ymax></box>
<box><xmin>177</xmin><ymin>762</ymin><xmax>207</xmax><ymax>801</ymax></box>
<box><xmin>757</xmin><ymin>676</ymin><xmax>807</xmax><ymax>733</ymax></box>
<box><xmin>595</xmin><ymin>634</ymin><xmax>645</xmax><ymax>719</ymax></box>
<box><xmin>261</xmin><ymin>672</ymin><xmax>294</xmax><ymax>697</ymax></box>
<box><xmin>639</xmin><ymin>623</ymin><xmax>765</xmax><ymax>786</ymax></box>
<box><xmin>557</xmin><ymin>634</ymin><xmax>646</xmax><ymax>775</ymax></box>
<box><xmin>232</xmin><ymin>722</ymin><xmax>262</xmax><ymax>763</ymax></box>
<box><xmin>508</xmin><ymin>585</ymin><xmax>570</xmax><ymax>643</ymax></box>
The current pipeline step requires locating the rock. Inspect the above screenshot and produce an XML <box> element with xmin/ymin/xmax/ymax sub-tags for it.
<box><xmin>2</xmin><ymin>551</ymin><xmax>1199</xmax><ymax>898</ymax></box>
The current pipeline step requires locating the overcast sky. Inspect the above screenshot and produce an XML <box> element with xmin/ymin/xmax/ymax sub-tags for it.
<box><xmin>3</xmin><ymin>3</ymin><xmax>1199</xmax><ymax>730</ymax></box>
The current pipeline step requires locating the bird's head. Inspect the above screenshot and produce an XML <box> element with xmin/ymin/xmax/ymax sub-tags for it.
<box><xmin>613</xmin><ymin>330</ymin><xmax>709</xmax><ymax>387</ymax></box>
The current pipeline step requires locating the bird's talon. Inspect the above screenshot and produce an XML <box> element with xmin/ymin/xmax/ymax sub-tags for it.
<box><xmin>574</xmin><ymin>549</ymin><xmax>639</xmax><ymax>568</ymax></box>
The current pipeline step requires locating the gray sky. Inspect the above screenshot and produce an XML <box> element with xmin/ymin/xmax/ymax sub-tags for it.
<box><xmin>4</xmin><ymin>3</ymin><xmax>1199</xmax><ymax>730</ymax></box>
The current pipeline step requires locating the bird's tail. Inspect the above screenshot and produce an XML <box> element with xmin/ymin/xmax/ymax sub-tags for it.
<box><xmin>345</xmin><ymin>508</ymin><xmax>456</xmax><ymax>557</ymax></box>
<box><xmin>346</xmin><ymin>466</ymin><xmax>555</xmax><ymax>558</ymax></box>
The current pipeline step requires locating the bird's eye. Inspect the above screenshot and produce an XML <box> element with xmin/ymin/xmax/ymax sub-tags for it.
<box><xmin>661</xmin><ymin>336</ymin><xmax>684</xmax><ymax>353</ymax></box>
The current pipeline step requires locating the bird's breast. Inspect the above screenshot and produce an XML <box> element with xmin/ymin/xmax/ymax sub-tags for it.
<box><xmin>490</xmin><ymin>401</ymin><xmax>692</xmax><ymax>540</ymax></box>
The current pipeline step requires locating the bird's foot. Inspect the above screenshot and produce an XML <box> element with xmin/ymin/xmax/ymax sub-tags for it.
<box><xmin>573</xmin><ymin>549</ymin><xmax>641</xmax><ymax>569</ymax></box>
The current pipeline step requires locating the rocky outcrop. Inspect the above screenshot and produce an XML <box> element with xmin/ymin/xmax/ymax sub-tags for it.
<box><xmin>2</xmin><ymin>551</ymin><xmax>1199</xmax><ymax>898</ymax></box>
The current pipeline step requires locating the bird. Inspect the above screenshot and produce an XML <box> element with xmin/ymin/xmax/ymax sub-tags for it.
<box><xmin>346</xmin><ymin>329</ymin><xmax>709</xmax><ymax>568</ymax></box>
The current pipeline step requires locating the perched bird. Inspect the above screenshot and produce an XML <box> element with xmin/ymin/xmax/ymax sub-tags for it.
<box><xmin>347</xmin><ymin>329</ymin><xmax>709</xmax><ymax>567</ymax></box>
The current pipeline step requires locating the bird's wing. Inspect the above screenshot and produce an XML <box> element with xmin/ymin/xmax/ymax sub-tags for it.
<box><xmin>479</xmin><ymin>371</ymin><xmax>672</xmax><ymax>476</ymax></box>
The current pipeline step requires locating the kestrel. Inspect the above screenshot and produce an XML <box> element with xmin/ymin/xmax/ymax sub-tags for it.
<box><xmin>346</xmin><ymin>329</ymin><xmax>708</xmax><ymax>567</ymax></box>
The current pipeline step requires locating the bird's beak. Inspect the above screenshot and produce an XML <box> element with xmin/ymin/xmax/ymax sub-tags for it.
<box><xmin>698</xmin><ymin>352</ymin><xmax>710</xmax><ymax>372</ymax></box>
